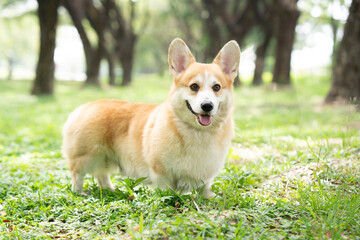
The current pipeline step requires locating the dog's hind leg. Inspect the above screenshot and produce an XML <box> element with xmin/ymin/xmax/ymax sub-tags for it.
<box><xmin>71</xmin><ymin>171</ymin><xmax>85</xmax><ymax>194</ymax></box>
<box><xmin>68</xmin><ymin>154</ymin><xmax>94</xmax><ymax>194</ymax></box>
<box><xmin>95</xmin><ymin>174</ymin><xmax>115</xmax><ymax>191</ymax></box>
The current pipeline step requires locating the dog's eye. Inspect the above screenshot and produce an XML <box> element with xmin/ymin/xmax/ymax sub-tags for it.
<box><xmin>190</xmin><ymin>83</ymin><xmax>199</xmax><ymax>92</ymax></box>
<box><xmin>212</xmin><ymin>84</ymin><xmax>221</xmax><ymax>92</ymax></box>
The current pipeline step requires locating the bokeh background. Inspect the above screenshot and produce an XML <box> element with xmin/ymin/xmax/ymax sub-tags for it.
<box><xmin>0</xmin><ymin>0</ymin><xmax>357</xmax><ymax>104</ymax></box>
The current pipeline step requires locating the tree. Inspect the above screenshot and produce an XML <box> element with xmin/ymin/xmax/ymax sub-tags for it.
<box><xmin>272</xmin><ymin>0</ymin><xmax>300</xmax><ymax>85</ymax></box>
<box><xmin>64</xmin><ymin>0</ymin><xmax>146</xmax><ymax>86</ymax></box>
<box><xmin>168</xmin><ymin>0</ymin><xmax>206</xmax><ymax>58</ymax></box>
<box><xmin>63</xmin><ymin>0</ymin><xmax>106</xmax><ymax>86</ymax></box>
<box><xmin>325</xmin><ymin>0</ymin><xmax>360</xmax><ymax>105</ymax></box>
<box><xmin>237</xmin><ymin>0</ymin><xmax>300</xmax><ymax>86</ymax></box>
<box><xmin>201</xmin><ymin>0</ymin><xmax>260</xmax><ymax>87</ymax></box>
<box><xmin>0</xmin><ymin>2</ymin><xmax>38</xmax><ymax>82</ymax></box>
<box><xmin>299</xmin><ymin>0</ymin><xmax>349</xmax><ymax>68</ymax></box>
<box><xmin>31</xmin><ymin>0</ymin><xmax>59</xmax><ymax>95</ymax></box>
<box><xmin>252</xmin><ymin>31</ymin><xmax>272</xmax><ymax>85</ymax></box>
<box><xmin>252</xmin><ymin>0</ymin><xmax>274</xmax><ymax>85</ymax></box>
<box><xmin>105</xmin><ymin>0</ymin><xmax>147</xmax><ymax>86</ymax></box>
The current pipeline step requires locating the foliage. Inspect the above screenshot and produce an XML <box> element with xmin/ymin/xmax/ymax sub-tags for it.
<box><xmin>296</xmin><ymin>0</ymin><xmax>350</xmax><ymax>60</ymax></box>
<box><xmin>0</xmin><ymin>0</ymin><xmax>29</xmax><ymax>10</ymax></box>
<box><xmin>134</xmin><ymin>0</ymin><xmax>202</xmax><ymax>74</ymax></box>
<box><xmin>0</xmin><ymin>74</ymin><xmax>359</xmax><ymax>238</ymax></box>
<box><xmin>0</xmin><ymin>13</ymin><xmax>38</xmax><ymax>73</ymax></box>
<box><xmin>0</xmin><ymin>0</ymin><xmax>353</xmax><ymax>84</ymax></box>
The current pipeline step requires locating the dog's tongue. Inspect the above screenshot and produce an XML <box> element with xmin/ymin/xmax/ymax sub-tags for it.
<box><xmin>198</xmin><ymin>114</ymin><xmax>212</xmax><ymax>126</ymax></box>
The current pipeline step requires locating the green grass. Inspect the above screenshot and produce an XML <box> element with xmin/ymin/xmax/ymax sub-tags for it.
<box><xmin>0</xmin><ymin>74</ymin><xmax>359</xmax><ymax>239</ymax></box>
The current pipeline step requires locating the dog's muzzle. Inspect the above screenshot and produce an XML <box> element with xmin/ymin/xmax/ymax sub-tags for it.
<box><xmin>186</xmin><ymin>101</ymin><xmax>212</xmax><ymax>126</ymax></box>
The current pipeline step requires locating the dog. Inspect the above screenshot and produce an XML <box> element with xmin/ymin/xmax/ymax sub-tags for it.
<box><xmin>62</xmin><ymin>38</ymin><xmax>240</xmax><ymax>198</ymax></box>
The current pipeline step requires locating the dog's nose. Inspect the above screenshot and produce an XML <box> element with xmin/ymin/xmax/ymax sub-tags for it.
<box><xmin>201</xmin><ymin>102</ymin><xmax>214</xmax><ymax>112</ymax></box>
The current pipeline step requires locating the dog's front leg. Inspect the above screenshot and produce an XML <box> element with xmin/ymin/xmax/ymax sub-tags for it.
<box><xmin>203</xmin><ymin>188</ymin><xmax>216</xmax><ymax>199</ymax></box>
<box><xmin>198</xmin><ymin>179</ymin><xmax>216</xmax><ymax>199</ymax></box>
<box><xmin>150</xmin><ymin>170</ymin><xmax>176</xmax><ymax>190</ymax></box>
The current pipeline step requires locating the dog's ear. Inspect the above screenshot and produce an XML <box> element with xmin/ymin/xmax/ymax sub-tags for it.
<box><xmin>213</xmin><ymin>40</ymin><xmax>240</xmax><ymax>80</ymax></box>
<box><xmin>168</xmin><ymin>38</ymin><xmax>195</xmax><ymax>78</ymax></box>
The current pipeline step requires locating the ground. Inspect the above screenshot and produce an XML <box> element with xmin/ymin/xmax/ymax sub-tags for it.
<box><xmin>0</xmin><ymin>74</ymin><xmax>359</xmax><ymax>239</ymax></box>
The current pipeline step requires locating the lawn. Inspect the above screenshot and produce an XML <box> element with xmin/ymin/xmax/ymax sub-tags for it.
<box><xmin>0</xmin><ymin>74</ymin><xmax>359</xmax><ymax>239</ymax></box>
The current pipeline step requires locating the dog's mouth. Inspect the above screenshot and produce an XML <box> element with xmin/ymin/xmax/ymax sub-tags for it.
<box><xmin>186</xmin><ymin>101</ymin><xmax>212</xmax><ymax>126</ymax></box>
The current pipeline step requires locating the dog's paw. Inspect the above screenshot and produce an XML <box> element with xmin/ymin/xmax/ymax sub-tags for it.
<box><xmin>82</xmin><ymin>191</ymin><xmax>91</xmax><ymax>196</ymax></box>
<box><xmin>73</xmin><ymin>190</ymin><xmax>89</xmax><ymax>196</ymax></box>
<box><xmin>204</xmin><ymin>190</ymin><xmax>216</xmax><ymax>199</ymax></box>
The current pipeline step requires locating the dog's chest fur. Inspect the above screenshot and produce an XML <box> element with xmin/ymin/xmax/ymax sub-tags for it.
<box><xmin>168</xmin><ymin>123</ymin><xmax>230</xmax><ymax>179</ymax></box>
<box><xmin>138</xmin><ymin>104</ymin><xmax>233</xmax><ymax>189</ymax></box>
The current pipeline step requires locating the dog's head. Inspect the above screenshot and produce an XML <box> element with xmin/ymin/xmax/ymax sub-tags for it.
<box><xmin>168</xmin><ymin>38</ymin><xmax>240</xmax><ymax>129</ymax></box>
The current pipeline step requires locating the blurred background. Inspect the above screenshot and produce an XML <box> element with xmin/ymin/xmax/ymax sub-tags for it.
<box><xmin>0</xmin><ymin>0</ymin><xmax>358</xmax><ymax>104</ymax></box>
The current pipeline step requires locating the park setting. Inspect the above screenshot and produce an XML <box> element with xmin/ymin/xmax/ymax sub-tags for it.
<box><xmin>0</xmin><ymin>0</ymin><xmax>360</xmax><ymax>239</ymax></box>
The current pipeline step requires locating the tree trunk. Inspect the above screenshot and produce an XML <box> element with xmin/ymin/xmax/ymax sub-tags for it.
<box><xmin>253</xmin><ymin>32</ymin><xmax>271</xmax><ymax>86</ymax></box>
<box><xmin>330</xmin><ymin>17</ymin><xmax>339</xmax><ymax>67</ymax></box>
<box><xmin>119</xmin><ymin>35</ymin><xmax>136</xmax><ymax>86</ymax></box>
<box><xmin>120</xmin><ymin>58</ymin><xmax>133</xmax><ymax>86</ymax></box>
<box><xmin>325</xmin><ymin>0</ymin><xmax>360</xmax><ymax>105</ymax></box>
<box><xmin>201</xmin><ymin>0</ymin><xmax>260</xmax><ymax>88</ymax></box>
<box><xmin>104</xmin><ymin>0</ymin><xmax>146</xmax><ymax>86</ymax></box>
<box><xmin>119</xmin><ymin>46</ymin><xmax>134</xmax><ymax>86</ymax></box>
<box><xmin>85</xmin><ymin>53</ymin><xmax>101</xmax><ymax>85</ymax></box>
<box><xmin>63</xmin><ymin>0</ymin><xmax>103</xmax><ymax>86</ymax></box>
<box><xmin>233</xmin><ymin>75</ymin><xmax>241</xmax><ymax>87</ymax></box>
<box><xmin>84</xmin><ymin>34</ymin><xmax>103</xmax><ymax>86</ymax></box>
<box><xmin>31</xmin><ymin>0</ymin><xmax>59</xmax><ymax>95</ymax></box>
<box><xmin>105</xmin><ymin>49</ymin><xmax>116</xmax><ymax>86</ymax></box>
<box><xmin>201</xmin><ymin>0</ymin><xmax>223</xmax><ymax>62</ymax></box>
<box><xmin>272</xmin><ymin>0</ymin><xmax>300</xmax><ymax>85</ymax></box>
<box><xmin>7</xmin><ymin>55</ymin><xmax>14</xmax><ymax>81</ymax></box>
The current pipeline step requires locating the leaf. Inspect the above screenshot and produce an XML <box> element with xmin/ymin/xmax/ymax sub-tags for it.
<box><xmin>119</xmin><ymin>178</ymin><xmax>134</xmax><ymax>195</ymax></box>
<box><xmin>123</xmin><ymin>178</ymin><xmax>132</xmax><ymax>187</ymax></box>
<box><xmin>139</xmin><ymin>213</ymin><xmax>144</xmax><ymax>233</ymax></box>
<box><xmin>134</xmin><ymin>177</ymin><xmax>148</xmax><ymax>187</ymax></box>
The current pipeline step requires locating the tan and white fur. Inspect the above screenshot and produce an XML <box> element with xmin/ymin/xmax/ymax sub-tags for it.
<box><xmin>62</xmin><ymin>38</ymin><xmax>240</xmax><ymax>198</ymax></box>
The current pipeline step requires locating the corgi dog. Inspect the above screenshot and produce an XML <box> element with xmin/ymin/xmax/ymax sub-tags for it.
<box><xmin>62</xmin><ymin>38</ymin><xmax>240</xmax><ymax>198</ymax></box>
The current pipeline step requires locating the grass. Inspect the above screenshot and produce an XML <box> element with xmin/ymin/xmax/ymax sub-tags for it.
<box><xmin>0</xmin><ymin>74</ymin><xmax>359</xmax><ymax>239</ymax></box>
